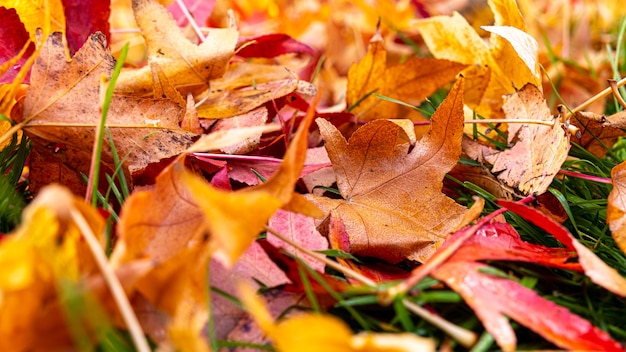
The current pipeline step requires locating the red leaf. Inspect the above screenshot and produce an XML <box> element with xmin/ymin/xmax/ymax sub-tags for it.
<box><xmin>452</xmin><ymin>221</ymin><xmax>581</xmax><ymax>270</ymax></box>
<box><xmin>432</xmin><ymin>261</ymin><xmax>623</xmax><ymax>352</ymax></box>
<box><xmin>62</xmin><ymin>0</ymin><xmax>111</xmax><ymax>55</ymax></box>
<box><xmin>499</xmin><ymin>200</ymin><xmax>626</xmax><ymax>296</ymax></box>
<box><xmin>0</xmin><ymin>7</ymin><xmax>34</xmax><ymax>84</ymax></box>
<box><xmin>237</xmin><ymin>34</ymin><xmax>316</xmax><ymax>58</ymax></box>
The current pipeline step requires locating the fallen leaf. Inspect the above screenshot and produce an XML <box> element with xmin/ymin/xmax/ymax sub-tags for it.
<box><xmin>347</xmin><ymin>31</ymin><xmax>465</xmax><ymax>122</ymax></box>
<box><xmin>0</xmin><ymin>7</ymin><xmax>35</xmax><ymax>84</ymax></box>
<box><xmin>267</xmin><ymin>210</ymin><xmax>328</xmax><ymax>272</ymax></box>
<box><xmin>237</xmin><ymin>33</ymin><xmax>316</xmax><ymax>58</ymax></box>
<box><xmin>309</xmin><ymin>79</ymin><xmax>468</xmax><ymax>263</ymax></box>
<box><xmin>193</xmin><ymin>152</ymin><xmax>331</xmax><ymax>186</ymax></box>
<box><xmin>196</xmin><ymin>79</ymin><xmax>317</xmax><ymax>119</ymax></box>
<box><xmin>115</xmin><ymin>0</ymin><xmax>238</xmax><ymax>96</ymax></box>
<box><xmin>19</xmin><ymin>32</ymin><xmax>196</xmax><ymax>194</ymax></box>
<box><xmin>465</xmin><ymin>84</ymin><xmax>570</xmax><ymax>195</ymax></box>
<box><xmin>499</xmin><ymin>200</ymin><xmax>626</xmax><ymax>296</ymax></box>
<box><xmin>571</xmin><ymin>111</ymin><xmax>625</xmax><ymax>158</ymax></box>
<box><xmin>2</xmin><ymin>0</ymin><xmax>66</xmax><ymax>43</ymax></box>
<box><xmin>209</xmin><ymin>242</ymin><xmax>291</xmax><ymax>340</ymax></box>
<box><xmin>0</xmin><ymin>185</ymin><xmax>106</xmax><ymax>351</ymax></box>
<box><xmin>432</xmin><ymin>260</ymin><xmax>623</xmax><ymax>352</ymax></box>
<box><xmin>414</xmin><ymin>0</ymin><xmax>539</xmax><ymax>117</ymax></box>
<box><xmin>606</xmin><ymin>160</ymin><xmax>626</xmax><ymax>257</ymax></box>
<box><xmin>210</xmin><ymin>106</ymin><xmax>269</xmax><ymax>155</ymax></box>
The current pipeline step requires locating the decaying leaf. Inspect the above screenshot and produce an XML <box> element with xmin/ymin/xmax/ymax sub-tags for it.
<box><xmin>309</xmin><ymin>79</ymin><xmax>468</xmax><ymax>263</ymax></box>
<box><xmin>115</xmin><ymin>0</ymin><xmax>238</xmax><ymax>96</ymax></box>
<box><xmin>464</xmin><ymin>84</ymin><xmax>570</xmax><ymax>195</ymax></box>
<box><xmin>196</xmin><ymin>79</ymin><xmax>317</xmax><ymax>119</ymax></box>
<box><xmin>571</xmin><ymin>111</ymin><xmax>625</xmax><ymax>158</ymax></box>
<box><xmin>347</xmin><ymin>31</ymin><xmax>465</xmax><ymax>122</ymax></box>
<box><xmin>19</xmin><ymin>32</ymin><xmax>196</xmax><ymax>194</ymax></box>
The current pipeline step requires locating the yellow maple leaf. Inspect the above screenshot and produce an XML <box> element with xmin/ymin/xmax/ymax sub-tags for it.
<box><xmin>414</xmin><ymin>0</ymin><xmax>540</xmax><ymax>118</ymax></box>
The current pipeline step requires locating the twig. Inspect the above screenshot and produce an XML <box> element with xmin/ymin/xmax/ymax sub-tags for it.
<box><xmin>175</xmin><ymin>0</ymin><xmax>206</xmax><ymax>42</ymax></box>
<box><xmin>265</xmin><ymin>226</ymin><xmax>376</xmax><ymax>286</ymax></box>
<box><xmin>69</xmin><ymin>209</ymin><xmax>150</xmax><ymax>352</ymax></box>
<box><xmin>608</xmin><ymin>79</ymin><xmax>626</xmax><ymax>109</ymax></box>
<box><xmin>565</xmin><ymin>76</ymin><xmax>626</xmax><ymax>118</ymax></box>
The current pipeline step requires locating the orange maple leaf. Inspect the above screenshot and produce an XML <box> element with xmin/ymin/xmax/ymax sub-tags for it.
<box><xmin>310</xmin><ymin>79</ymin><xmax>468</xmax><ymax>263</ymax></box>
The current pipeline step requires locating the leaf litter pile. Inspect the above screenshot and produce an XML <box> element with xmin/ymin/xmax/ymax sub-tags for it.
<box><xmin>2</xmin><ymin>0</ymin><xmax>626</xmax><ymax>351</ymax></box>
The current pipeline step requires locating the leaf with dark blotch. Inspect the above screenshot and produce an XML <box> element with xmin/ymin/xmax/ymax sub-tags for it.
<box><xmin>19</xmin><ymin>32</ymin><xmax>196</xmax><ymax>194</ymax></box>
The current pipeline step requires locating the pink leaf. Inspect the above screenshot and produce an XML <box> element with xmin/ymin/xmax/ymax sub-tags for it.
<box><xmin>268</xmin><ymin>210</ymin><xmax>328</xmax><ymax>272</ymax></box>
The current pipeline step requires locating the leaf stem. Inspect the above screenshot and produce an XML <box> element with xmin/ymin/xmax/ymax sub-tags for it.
<box><xmin>265</xmin><ymin>226</ymin><xmax>376</xmax><ymax>286</ymax></box>
<box><xmin>69</xmin><ymin>208</ymin><xmax>150</xmax><ymax>352</ymax></box>
<box><xmin>559</xmin><ymin>169</ymin><xmax>612</xmax><ymax>184</ymax></box>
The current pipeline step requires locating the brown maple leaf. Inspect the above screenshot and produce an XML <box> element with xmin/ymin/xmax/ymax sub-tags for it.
<box><xmin>19</xmin><ymin>32</ymin><xmax>196</xmax><ymax>194</ymax></box>
<box><xmin>309</xmin><ymin>79</ymin><xmax>468</xmax><ymax>263</ymax></box>
<box><xmin>464</xmin><ymin>83</ymin><xmax>570</xmax><ymax>195</ymax></box>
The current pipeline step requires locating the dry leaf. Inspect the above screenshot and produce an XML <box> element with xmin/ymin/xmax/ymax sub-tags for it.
<box><xmin>571</xmin><ymin>111</ymin><xmax>624</xmax><ymax>158</ymax></box>
<box><xmin>465</xmin><ymin>84</ymin><xmax>570</xmax><ymax>195</ymax></box>
<box><xmin>0</xmin><ymin>185</ymin><xmax>105</xmax><ymax>351</ymax></box>
<box><xmin>309</xmin><ymin>79</ymin><xmax>468</xmax><ymax>263</ymax></box>
<box><xmin>414</xmin><ymin>0</ymin><xmax>539</xmax><ymax>117</ymax></box>
<box><xmin>607</xmin><ymin>160</ymin><xmax>626</xmax><ymax>256</ymax></box>
<box><xmin>19</xmin><ymin>32</ymin><xmax>196</xmax><ymax>194</ymax></box>
<box><xmin>267</xmin><ymin>209</ymin><xmax>329</xmax><ymax>272</ymax></box>
<box><xmin>196</xmin><ymin>79</ymin><xmax>317</xmax><ymax>119</ymax></box>
<box><xmin>347</xmin><ymin>31</ymin><xmax>465</xmax><ymax>122</ymax></box>
<box><xmin>115</xmin><ymin>0</ymin><xmax>238</xmax><ymax>96</ymax></box>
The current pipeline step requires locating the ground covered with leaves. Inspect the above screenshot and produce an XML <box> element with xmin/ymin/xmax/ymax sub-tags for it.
<box><xmin>1</xmin><ymin>0</ymin><xmax>626</xmax><ymax>351</ymax></box>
